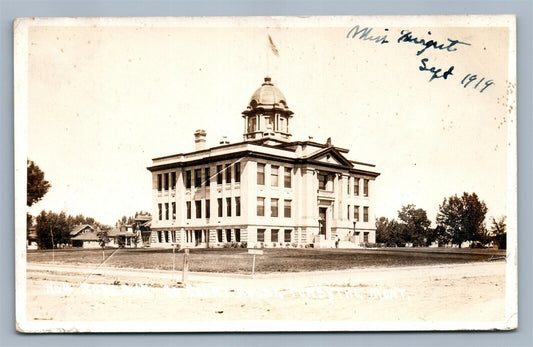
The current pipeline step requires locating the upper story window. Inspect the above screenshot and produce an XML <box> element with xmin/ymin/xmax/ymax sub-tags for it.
<box><xmin>205</xmin><ymin>199</ymin><xmax>210</xmax><ymax>218</ymax></box>
<box><xmin>185</xmin><ymin>170</ymin><xmax>191</xmax><ymax>189</ymax></box>
<box><xmin>364</xmin><ymin>179</ymin><xmax>369</xmax><ymax>197</ymax></box>
<box><xmin>217</xmin><ymin>198</ymin><xmax>223</xmax><ymax>217</ymax></box>
<box><xmin>318</xmin><ymin>173</ymin><xmax>330</xmax><ymax>190</ymax></box>
<box><xmin>225</xmin><ymin>164</ymin><xmax>231</xmax><ymax>184</ymax></box>
<box><xmin>271</xmin><ymin>198</ymin><xmax>279</xmax><ymax>217</ymax></box>
<box><xmin>235</xmin><ymin>163</ymin><xmax>241</xmax><ymax>183</ymax></box>
<box><xmin>171</xmin><ymin>172</ymin><xmax>176</xmax><ymax>190</ymax></box>
<box><xmin>271</xmin><ymin>166</ymin><xmax>279</xmax><ymax>187</ymax></box>
<box><xmin>354</xmin><ymin>178</ymin><xmax>360</xmax><ymax>196</ymax></box>
<box><xmin>165</xmin><ymin>203</ymin><xmax>169</xmax><ymax>220</ymax></box>
<box><xmin>172</xmin><ymin>202</ymin><xmax>176</xmax><ymax>220</ymax></box>
<box><xmin>164</xmin><ymin>173</ymin><xmax>169</xmax><ymax>191</ymax></box>
<box><xmin>284</xmin><ymin>168</ymin><xmax>292</xmax><ymax>188</ymax></box>
<box><xmin>195</xmin><ymin>200</ymin><xmax>202</xmax><ymax>218</ymax></box>
<box><xmin>354</xmin><ymin>205</ymin><xmax>360</xmax><ymax>221</ymax></box>
<box><xmin>257</xmin><ymin>163</ymin><xmax>265</xmax><ymax>185</ymax></box>
<box><xmin>194</xmin><ymin>169</ymin><xmax>202</xmax><ymax>188</ymax></box>
<box><xmin>205</xmin><ymin>168</ymin><xmax>210</xmax><ymax>186</ymax></box>
<box><xmin>284</xmin><ymin>200</ymin><xmax>292</xmax><ymax>218</ymax></box>
<box><xmin>363</xmin><ymin>206</ymin><xmax>369</xmax><ymax>222</ymax></box>
<box><xmin>226</xmin><ymin>197</ymin><xmax>232</xmax><ymax>217</ymax></box>
<box><xmin>280</xmin><ymin>117</ymin><xmax>287</xmax><ymax>133</ymax></box>
<box><xmin>186</xmin><ymin>201</ymin><xmax>191</xmax><ymax>219</ymax></box>
<box><xmin>216</xmin><ymin>165</ymin><xmax>223</xmax><ymax>185</ymax></box>
<box><xmin>157</xmin><ymin>174</ymin><xmax>162</xmax><ymax>191</ymax></box>
<box><xmin>248</xmin><ymin>117</ymin><xmax>256</xmax><ymax>133</ymax></box>
<box><xmin>158</xmin><ymin>203</ymin><xmax>162</xmax><ymax>220</ymax></box>
<box><xmin>257</xmin><ymin>197</ymin><xmax>265</xmax><ymax>216</ymax></box>
<box><xmin>235</xmin><ymin>197</ymin><xmax>241</xmax><ymax>217</ymax></box>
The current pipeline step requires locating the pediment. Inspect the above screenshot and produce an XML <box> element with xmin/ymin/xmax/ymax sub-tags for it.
<box><xmin>306</xmin><ymin>147</ymin><xmax>353</xmax><ymax>168</ymax></box>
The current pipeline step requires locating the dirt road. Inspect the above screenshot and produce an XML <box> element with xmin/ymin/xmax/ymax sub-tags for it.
<box><xmin>21</xmin><ymin>261</ymin><xmax>507</xmax><ymax>331</ymax></box>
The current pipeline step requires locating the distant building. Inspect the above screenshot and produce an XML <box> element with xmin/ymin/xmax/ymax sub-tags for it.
<box><xmin>70</xmin><ymin>224</ymin><xmax>100</xmax><ymax>248</ymax></box>
<box><xmin>147</xmin><ymin>77</ymin><xmax>379</xmax><ymax>248</ymax></box>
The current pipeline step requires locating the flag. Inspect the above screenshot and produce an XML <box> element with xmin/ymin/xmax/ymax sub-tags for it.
<box><xmin>268</xmin><ymin>35</ymin><xmax>279</xmax><ymax>57</ymax></box>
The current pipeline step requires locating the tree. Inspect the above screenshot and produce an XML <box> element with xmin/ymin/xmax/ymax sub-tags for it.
<box><xmin>436</xmin><ymin>192</ymin><xmax>488</xmax><ymax>248</ymax></box>
<box><xmin>397</xmin><ymin>204</ymin><xmax>432</xmax><ymax>247</ymax></box>
<box><xmin>27</xmin><ymin>160</ymin><xmax>51</xmax><ymax>207</ymax></box>
<box><xmin>97</xmin><ymin>227</ymin><xmax>110</xmax><ymax>260</ymax></box>
<box><xmin>490</xmin><ymin>216</ymin><xmax>507</xmax><ymax>249</ymax></box>
<box><xmin>375</xmin><ymin>217</ymin><xmax>403</xmax><ymax>247</ymax></box>
<box><xmin>35</xmin><ymin>210</ymin><xmax>70</xmax><ymax>249</ymax></box>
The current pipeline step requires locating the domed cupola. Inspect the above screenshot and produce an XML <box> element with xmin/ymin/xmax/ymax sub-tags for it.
<box><xmin>242</xmin><ymin>77</ymin><xmax>294</xmax><ymax>141</ymax></box>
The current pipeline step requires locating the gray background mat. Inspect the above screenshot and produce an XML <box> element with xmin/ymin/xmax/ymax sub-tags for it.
<box><xmin>1</xmin><ymin>0</ymin><xmax>531</xmax><ymax>345</ymax></box>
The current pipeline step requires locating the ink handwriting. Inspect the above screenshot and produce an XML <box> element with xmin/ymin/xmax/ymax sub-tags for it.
<box><xmin>397</xmin><ymin>30</ymin><xmax>471</xmax><ymax>56</ymax></box>
<box><xmin>346</xmin><ymin>25</ymin><xmax>389</xmax><ymax>45</ymax></box>
<box><xmin>419</xmin><ymin>58</ymin><xmax>454</xmax><ymax>82</ymax></box>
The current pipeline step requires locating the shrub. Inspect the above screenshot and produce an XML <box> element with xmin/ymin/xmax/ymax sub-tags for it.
<box><xmin>240</xmin><ymin>241</ymin><xmax>248</xmax><ymax>248</ymax></box>
<box><xmin>223</xmin><ymin>242</ymin><xmax>232</xmax><ymax>248</ymax></box>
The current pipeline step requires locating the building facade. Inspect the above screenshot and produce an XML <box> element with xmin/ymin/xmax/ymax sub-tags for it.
<box><xmin>147</xmin><ymin>77</ymin><xmax>379</xmax><ymax>248</ymax></box>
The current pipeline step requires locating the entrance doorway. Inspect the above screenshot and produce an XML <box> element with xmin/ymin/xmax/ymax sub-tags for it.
<box><xmin>319</xmin><ymin>207</ymin><xmax>327</xmax><ymax>235</ymax></box>
<box><xmin>194</xmin><ymin>230</ymin><xmax>202</xmax><ymax>246</ymax></box>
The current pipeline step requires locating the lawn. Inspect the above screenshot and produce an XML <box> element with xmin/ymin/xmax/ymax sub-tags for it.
<box><xmin>26</xmin><ymin>247</ymin><xmax>507</xmax><ymax>274</ymax></box>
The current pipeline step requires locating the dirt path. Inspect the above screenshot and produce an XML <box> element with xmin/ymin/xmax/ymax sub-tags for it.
<box><xmin>21</xmin><ymin>261</ymin><xmax>507</xmax><ymax>331</ymax></box>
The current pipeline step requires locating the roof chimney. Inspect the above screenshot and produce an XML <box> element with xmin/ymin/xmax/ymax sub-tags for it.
<box><xmin>194</xmin><ymin>129</ymin><xmax>207</xmax><ymax>151</ymax></box>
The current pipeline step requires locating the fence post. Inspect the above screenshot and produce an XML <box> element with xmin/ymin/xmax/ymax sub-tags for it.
<box><xmin>182</xmin><ymin>248</ymin><xmax>189</xmax><ymax>284</ymax></box>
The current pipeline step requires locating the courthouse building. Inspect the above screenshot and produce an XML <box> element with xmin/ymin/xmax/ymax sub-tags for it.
<box><xmin>147</xmin><ymin>77</ymin><xmax>379</xmax><ymax>248</ymax></box>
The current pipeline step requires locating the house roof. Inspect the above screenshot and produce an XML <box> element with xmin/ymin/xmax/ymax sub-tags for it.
<box><xmin>71</xmin><ymin>230</ymin><xmax>99</xmax><ymax>241</ymax></box>
<box><xmin>70</xmin><ymin>224</ymin><xmax>94</xmax><ymax>236</ymax></box>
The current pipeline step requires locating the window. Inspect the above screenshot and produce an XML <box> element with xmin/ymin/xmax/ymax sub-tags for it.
<box><xmin>235</xmin><ymin>163</ymin><xmax>241</xmax><ymax>183</ymax></box>
<box><xmin>217</xmin><ymin>165</ymin><xmax>223</xmax><ymax>184</ymax></box>
<box><xmin>318</xmin><ymin>173</ymin><xmax>328</xmax><ymax>190</ymax></box>
<box><xmin>347</xmin><ymin>205</ymin><xmax>350</xmax><ymax>220</ymax></box>
<box><xmin>195</xmin><ymin>200</ymin><xmax>202</xmax><ymax>218</ymax></box>
<box><xmin>157</xmin><ymin>174</ymin><xmax>162</xmax><ymax>191</ymax></box>
<box><xmin>194</xmin><ymin>169</ymin><xmax>202</xmax><ymax>187</ymax></box>
<box><xmin>364</xmin><ymin>232</ymin><xmax>369</xmax><ymax>243</ymax></box>
<box><xmin>280</xmin><ymin>117</ymin><xmax>287</xmax><ymax>133</ymax></box>
<box><xmin>284</xmin><ymin>229</ymin><xmax>292</xmax><ymax>242</ymax></box>
<box><xmin>185</xmin><ymin>170</ymin><xmax>191</xmax><ymax>189</ymax></box>
<box><xmin>354</xmin><ymin>205</ymin><xmax>360</xmax><ymax>221</ymax></box>
<box><xmin>257</xmin><ymin>197</ymin><xmax>265</xmax><ymax>216</ymax></box>
<box><xmin>205</xmin><ymin>199</ymin><xmax>210</xmax><ymax>219</ymax></box>
<box><xmin>205</xmin><ymin>168</ymin><xmax>210</xmax><ymax>186</ymax></box>
<box><xmin>235</xmin><ymin>197</ymin><xmax>241</xmax><ymax>216</ymax></box>
<box><xmin>354</xmin><ymin>178</ymin><xmax>360</xmax><ymax>196</ymax></box>
<box><xmin>364</xmin><ymin>179</ymin><xmax>369</xmax><ymax>197</ymax></box>
<box><xmin>186</xmin><ymin>201</ymin><xmax>191</xmax><ymax>219</ymax></box>
<box><xmin>271</xmin><ymin>198</ymin><xmax>279</xmax><ymax>217</ymax></box>
<box><xmin>271</xmin><ymin>165</ymin><xmax>279</xmax><ymax>186</ymax></box>
<box><xmin>225</xmin><ymin>229</ymin><xmax>231</xmax><ymax>242</ymax></box>
<box><xmin>225</xmin><ymin>164</ymin><xmax>231</xmax><ymax>184</ymax></box>
<box><xmin>217</xmin><ymin>229</ymin><xmax>223</xmax><ymax>243</ymax></box>
<box><xmin>158</xmin><ymin>203</ymin><xmax>162</xmax><ymax>220</ymax></box>
<box><xmin>165</xmin><ymin>230</ymin><xmax>169</xmax><ymax>243</ymax></box>
<box><xmin>271</xmin><ymin>229</ymin><xmax>279</xmax><ymax>243</ymax></box>
<box><xmin>171</xmin><ymin>172</ymin><xmax>176</xmax><ymax>189</ymax></box>
<box><xmin>172</xmin><ymin>202</ymin><xmax>176</xmax><ymax>220</ymax></box>
<box><xmin>284</xmin><ymin>200</ymin><xmax>292</xmax><ymax>218</ymax></box>
<box><xmin>266</xmin><ymin>115</ymin><xmax>275</xmax><ymax>131</ymax></box>
<box><xmin>257</xmin><ymin>163</ymin><xmax>265</xmax><ymax>185</ymax></box>
<box><xmin>226</xmin><ymin>197</ymin><xmax>232</xmax><ymax>217</ymax></box>
<box><xmin>248</xmin><ymin>117</ymin><xmax>256</xmax><ymax>133</ymax></box>
<box><xmin>164</xmin><ymin>173</ymin><xmax>169</xmax><ymax>190</ymax></box>
<box><xmin>257</xmin><ymin>229</ymin><xmax>265</xmax><ymax>242</ymax></box>
<box><xmin>363</xmin><ymin>206</ymin><xmax>369</xmax><ymax>222</ymax></box>
<box><xmin>347</xmin><ymin>180</ymin><xmax>350</xmax><ymax>195</ymax></box>
<box><xmin>217</xmin><ymin>198</ymin><xmax>223</xmax><ymax>217</ymax></box>
<box><xmin>172</xmin><ymin>230</ymin><xmax>176</xmax><ymax>243</ymax></box>
<box><xmin>157</xmin><ymin>231</ymin><xmax>162</xmax><ymax>243</ymax></box>
<box><xmin>235</xmin><ymin>229</ymin><xmax>241</xmax><ymax>242</ymax></box>
<box><xmin>284</xmin><ymin>168</ymin><xmax>292</xmax><ymax>188</ymax></box>
<box><xmin>164</xmin><ymin>203</ymin><xmax>169</xmax><ymax>220</ymax></box>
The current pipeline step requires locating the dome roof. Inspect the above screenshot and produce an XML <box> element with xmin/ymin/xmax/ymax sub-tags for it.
<box><xmin>248</xmin><ymin>77</ymin><xmax>289</xmax><ymax>109</ymax></box>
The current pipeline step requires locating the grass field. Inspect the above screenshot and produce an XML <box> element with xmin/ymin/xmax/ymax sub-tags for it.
<box><xmin>26</xmin><ymin>247</ymin><xmax>507</xmax><ymax>274</ymax></box>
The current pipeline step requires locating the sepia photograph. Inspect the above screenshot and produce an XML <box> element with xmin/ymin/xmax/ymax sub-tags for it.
<box><xmin>14</xmin><ymin>15</ymin><xmax>517</xmax><ymax>332</ymax></box>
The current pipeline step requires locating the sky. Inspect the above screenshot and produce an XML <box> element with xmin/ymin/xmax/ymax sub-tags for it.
<box><xmin>22</xmin><ymin>16</ymin><xmax>514</xmax><ymax>226</ymax></box>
